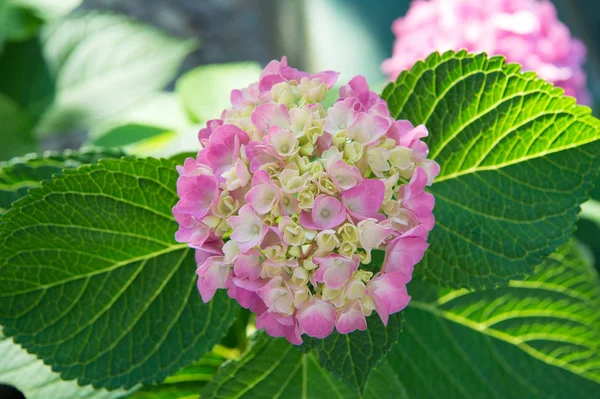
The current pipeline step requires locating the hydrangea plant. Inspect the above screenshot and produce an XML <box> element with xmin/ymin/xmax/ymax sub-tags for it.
<box><xmin>0</xmin><ymin>15</ymin><xmax>599</xmax><ymax>399</ymax></box>
<box><xmin>173</xmin><ymin>58</ymin><xmax>439</xmax><ymax>343</ymax></box>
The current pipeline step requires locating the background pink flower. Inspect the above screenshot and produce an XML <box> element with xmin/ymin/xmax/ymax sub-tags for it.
<box><xmin>383</xmin><ymin>0</ymin><xmax>591</xmax><ymax>105</ymax></box>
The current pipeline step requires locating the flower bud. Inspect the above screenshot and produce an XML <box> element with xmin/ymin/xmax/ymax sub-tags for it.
<box><xmin>339</xmin><ymin>241</ymin><xmax>357</xmax><ymax>258</ymax></box>
<box><xmin>316</xmin><ymin>230</ymin><xmax>339</xmax><ymax>252</ymax></box>
<box><xmin>215</xmin><ymin>192</ymin><xmax>239</xmax><ymax>218</ymax></box>
<box><xmin>338</xmin><ymin>223</ymin><xmax>358</xmax><ymax>243</ymax></box>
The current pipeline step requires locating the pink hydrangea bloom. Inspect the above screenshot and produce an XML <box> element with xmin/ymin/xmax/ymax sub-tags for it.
<box><xmin>173</xmin><ymin>57</ymin><xmax>439</xmax><ymax>344</ymax></box>
<box><xmin>382</xmin><ymin>0</ymin><xmax>591</xmax><ymax>104</ymax></box>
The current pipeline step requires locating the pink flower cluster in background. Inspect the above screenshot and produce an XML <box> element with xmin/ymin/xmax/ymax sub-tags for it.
<box><xmin>173</xmin><ymin>57</ymin><xmax>439</xmax><ymax>344</ymax></box>
<box><xmin>383</xmin><ymin>0</ymin><xmax>591</xmax><ymax>104</ymax></box>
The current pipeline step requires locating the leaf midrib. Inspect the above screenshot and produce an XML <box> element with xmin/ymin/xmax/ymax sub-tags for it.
<box><xmin>0</xmin><ymin>244</ymin><xmax>187</xmax><ymax>296</ymax></box>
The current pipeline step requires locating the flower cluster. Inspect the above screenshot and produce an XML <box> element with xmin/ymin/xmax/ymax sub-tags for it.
<box><xmin>382</xmin><ymin>0</ymin><xmax>590</xmax><ymax>104</ymax></box>
<box><xmin>173</xmin><ymin>57</ymin><xmax>439</xmax><ymax>344</ymax></box>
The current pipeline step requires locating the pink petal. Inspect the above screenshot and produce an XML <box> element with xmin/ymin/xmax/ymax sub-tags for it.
<box><xmin>227</xmin><ymin>285</ymin><xmax>266</xmax><ymax>314</ymax></box>
<box><xmin>341</xmin><ymin>179</ymin><xmax>385</xmax><ymax>220</ymax></box>
<box><xmin>300</xmin><ymin>195</ymin><xmax>345</xmax><ymax>230</ymax></box>
<box><xmin>367</xmin><ymin>272</ymin><xmax>411</xmax><ymax>326</ymax></box>
<box><xmin>233</xmin><ymin>249</ymin><xmax>263</xmax><ymax>280</ymax></box>
<box><xmin>175</xmin><ymin>174</ymin><xmax>219</xmax><ymax>219</ymax></box>
<box><xmin>382</xmin><ymin>225</ymin><xmax>429</xmax><ymax>276</ymax></box>
<box><xmin>328</xmin><ymin>160</ymin><xmax>363</xmax><ymax>190</ymax></box>
<box><xmin>336</xmin><ymin>301</ymin><xmax>367</xmax><ymax>334</ymax></box>
<box><xmin>245</xmin><ymin>184</ymin><xmax>278</xmax><ymax>215</ymax></box>
<box><xmin>251</xmin><ymin>103</ymin><xmax>291</xmax><ymax>134</ymax></box>
<box><xmin>297</xmin><ymin>299</ymin><xmax>337</xmax><ymax>339</ymax></box>
<box><xmin>196</xmin><ymin>256</ymin><xmax>230</xmax><ymax>303</ymax></box>
<box><xmin>313</xmin><ymin>255</ymin><xmax>359</xmax><ymax>289</ymax></box>
<box><xmin>311</xmin><ymin>70</ymin><xmax>339</xmax><ymax>88</ymax></box>
<box><xmin>399</xmin><ymin>167</ymin><xmax>436</xmax><ymax>230</ymax></box>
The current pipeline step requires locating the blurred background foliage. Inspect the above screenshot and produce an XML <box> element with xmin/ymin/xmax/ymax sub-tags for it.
<box><xmin>0</xmin><ymin>0</ymin><xmax>599</xmax><ymax>397</ymax></box>
<box><xmin>0</xmin><ymin>0</ymin><xmax>599</xmax><ymax>262</ymax></box>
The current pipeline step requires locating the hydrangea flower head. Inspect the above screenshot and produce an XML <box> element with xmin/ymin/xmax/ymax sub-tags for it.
<box><xmin>173</xmin><ymin>57</ymin><xmax>439</xmax><ymax>344</ymax></box>
<box><xmin>382</xmin><ymin>0</ymin><xmax>590</xmax><ymax>104</ymax></box>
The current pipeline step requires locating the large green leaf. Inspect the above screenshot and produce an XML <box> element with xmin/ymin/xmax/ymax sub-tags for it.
<box><xmin>382</xmin><ymin>51</ymin><xmax>600</xmax><ymax>289</ymax></box>
<box><xmin>0</xmin><ymin>148</ymin><xmax>124</xmax><ymax>214</ymax></box>
<box><xmin>383</xmin><ymin>241</ymin><xmax>600</xmax><ymax>398</ymax></box>
<box><xmin>37</xmin><ymin>11</ymin><xmax>196</xmax><ymax>134</ymax></box>
<box><xmin>0</xmin><ymin>158</ymin><xmax>238</xmax><ymax>389</ymax></box>
<box><xmin>0</xmin><ymin>329</ymin><xmax>129</xmax><ymax>399</ymax></box>
<box><xmin>93</xmin><ymin>124</ymin><xmax>173</xmax><ymax>148</ymax></box>
<box><xmin>0</xmin><ymin>92</ymin><xmax>35</xmax><ymax>161</ymax></box>
<box><xmin>89</xmin><ymin>93</ymin><xmax>192</xmax><ymax>147</ymax></box>
<box><xmin>201</xmin><ymin>333</ymin><xmax>355</xmax><ymax>399</ymax></box>
<box><xmin>202</xmin><ymin>333</ymin><xmax>402</xmax><ymax>399</ymax></box>
<box><xmin>127</xmin><ymin>353</ymin><xmax>225</xmax><ymax>399</ymax></box>
<box><xmin>176</xmin><ymin>62</ymin><xmax>261</xmax><ymax>123</ymax></box>
<box><xmin>305</xmin><ymin>312</ymin><xmax>402</xmax><ymax>394</ymax></box>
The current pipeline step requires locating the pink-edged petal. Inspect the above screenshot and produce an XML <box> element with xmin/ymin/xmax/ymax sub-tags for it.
<box><xmin>336</xmin><ymin>301</ymin><xmax>367</xmax><ymax>334</ymax></box>
<box><xmin>366</xmin><ymin>272</ymin><xmax>412</xmax><ymax>326</ymax></box>
<box><xmin>311</xmin><ymin>70</ymin><xmax>339</xmax><ymax>88</ymax></box>
<box><xmin>312</xmin><ymin>196</ymin><xmax>345</xmax><ymax>226</ymax></box>
<box><xmin>399</xmin><ymin>167</ymin><xmax>436</xmax><ymax>230</ymax></box>
<box><xmin>251</xmin><ymin>103</ymin><xmax>291</xmax><ymax>134</ymax></box>
<box><xmin>227</xmin><ymin>285</ymin><xmax>266</xmax><ymax>314</ymax></box>
<box><xmin>175</xmin><ymin>174</ymin><xmax>219</xmax><ymax>219</ymax></box>
<box><xmin>313</xmin><ymin>255</ymin><xmax>359</xmax><ymax>289</ymax></box>
<box><xmin>209</xmin><ymin>123</ymin><xmax>250</xmax><ymax>147</ymax></box>
<box><xmin>233</xmin><ymin>249</ymin><xmax>262</xmax><ymax>280</ymax></box>
<box><xmin>328</xmin><ymin>160</ymin><xmax>363</xmax><ymax>190</ymax></box>
<box><xmin>229</xmin><ymin>205</ymin><xmax>268</xmax><ymax>252</ymax></box>
<box><xmin>245</xmin><ymin>184</ymin><xmax>278</xmax><ymax>215</ymax></box>
<box><xmin>196</xmin><ymin>256</ymin><xmax>230</xmax><ymax>303</ymax></box>
<box><xmin>382</xmin><ymin>225</ymin><xmax>429</xmax><ymax>276</ymax></box>
<box><xmin>297</xmin><ymin>298</ymin><xmax>337</xmax><ymax>339</ymax></box>
<box><xmin>256</xmin><ymin>312</ymin><xmax>303</xmax><ymax>345</ymax></box>
<box><xmin>357</xmin><ymin>219</ymin><xmax>393</xmax><ymax>252</ymax></box>
<box><xmin>346</xmin><ymin>113</ymin><xmax>391</xmax><ymax>145</ymax></box>
<box><xmin>256</xmin><ymin>276</ymin><xmax>294</xmax><ymax>315</ymax></box>
<box><xmin>341</xmin><ymin>179</ymin><xmax>385</xmax><ymax>220</ymax></box>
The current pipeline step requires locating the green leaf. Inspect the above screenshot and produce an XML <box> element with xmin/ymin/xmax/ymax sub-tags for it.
<box><xmin>201</xmin><ymin>333</ymin><xmax>357</xmax><ymax>399</ymax></box>
<box><xmin>298</xmin><ymin>250</ymin><xmax>400</xmax><ymax>395</ymax></box>
<box><xmin>89</xmin><ymin>93</ymin><xmax>193</xmax><ymax>145</ymax></box>
<box><xmin>127</xmin><ymin>353</ymin><xmax>225</xmax><ymax>399</ymax></box>
<box><xmin>37</xmin><ymin>11</ymin><xmax>197</xmax><ymax>134</ymax></box>
<box><xmin>202</xmin><ymin>333</ymin><xmax>403</xmax><ymax>399</ymax></box>
<box><xmin>169</xmin><ymin>152</ymin><xmax>198</xmax><ymax>166</ymax></box>
<box><xmin>93</xmin><ymin>124</ymin><xmax>172</xmax><ymax>148</ymax></box>
<box><xmin>0</xmin><ymin>157</ymin><xmax>238</xmax><ymax>389</ymax></box>
<box><xmin>0</xmin><ymin>36</ymin><xmax>55</xmax><ymax>122</ymax></box>
<box><xmin>0</xmin><ymin>1</ymin><xmax>43</xmax><ymax>41</ymax></box>
<box><xmin>0</xmin><ymin>92</ymin><xmax>35</xmax><ymax>161</ymax></box>
<box><xmin>305</xmin><ymin>313</ymin><xmax>402</xmax><ymax>394</ymax></box>
<box><xmin>382</xmin><ymin>51</ymin><xmax>600</xmax><ymax>289</ymax></box>
<box><xmin>0</xmin><ymin>330</ymin><xmax>130</xmax><ymax>399</ymax></box>
<box><xmin>0</xmin><ymin>148</ymin><xmax>124</xmax><ymax>214</ymax></box>
<box><xmin>383</xmin><ymin>241</ymin><xmax>600</xmax><ymax>398</ymax></box>
<box><xmin>176</xmin><ymin>62</ymin><xmax>262</xmax><ymax>123</ymax></box>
